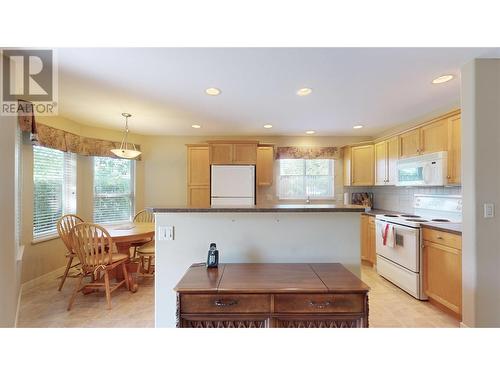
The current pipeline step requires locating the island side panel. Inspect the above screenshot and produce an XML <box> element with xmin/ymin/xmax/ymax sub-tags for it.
<box><xmin>155</xmin><ymin>211</ymin><xmax>361</xmax><ymax>328</ymax></box>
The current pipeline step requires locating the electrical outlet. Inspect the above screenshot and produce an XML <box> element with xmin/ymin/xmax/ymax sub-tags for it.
<box><xmin>158</xmin><ymin>226</ymin><xmax>174</xmax><ymax>240</ymax></box>
<box><xmin>484</xmin><ymin>203</ymin><xmax>495</xmax><ymax>218</ymax></box>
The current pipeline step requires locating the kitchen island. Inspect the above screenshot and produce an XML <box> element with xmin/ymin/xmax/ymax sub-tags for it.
<box><xmin>151</xmin><ymin>204</ymin><xmax>366</xmax><ymax>327</ymax></box>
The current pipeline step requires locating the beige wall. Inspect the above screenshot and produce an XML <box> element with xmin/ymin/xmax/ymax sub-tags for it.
<box><xmin>20</xmin><ymin>117</ymin><xmax>146</xmax><ymax>283</ymax></box>
<box><xmin>461</xmin><ymin>59</ymin><xmax>500</xmax><ymax>327</ymax></box>
<box><xmin>0</xmin><ymin>115</ymin><xmax>20</xmax><ymax>326</ymax></box>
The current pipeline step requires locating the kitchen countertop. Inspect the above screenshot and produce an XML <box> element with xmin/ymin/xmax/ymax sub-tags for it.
<box><xmin>151</xmin><ymin>203</ymin><xmax>366</xmax><ymax>213</ymax></box>
<box><xmin>420</xmin><ymin>222</ymin><xmax>462</xmax><ymax>235</ymax></box>
<box><xmin>362</xmin><ymin>209</ymin><xmax>403</xmax><ymax>217</ymax></box>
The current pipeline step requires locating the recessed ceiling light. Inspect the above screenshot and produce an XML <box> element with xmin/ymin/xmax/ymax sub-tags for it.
<box><xmin>296</xmin><ymin>87</ymin><xmax>312</xmax><ymax>96</ymax></box>
<box><xmin>432</xmin><ymin>75</ymin><xmax>454</xmax><ymax>84</ymax></box>
<box><xmin>263</xmin><ymin>124</ymin><xmax>273</xmax><ymax>129</ymax></box>
<box><xmin>305</xmin><ymin>130</ymin><xmax>316</xmax><ymax>134</ymax></box>
<box><xmin>191</xmin><ymin>124</ymin><xmax>201</xmax><ymax>129</ymax></box>
<box><xmin>205</xmin><ymin>87</ymin><xmax>221</xmax><ymax>96</ymax></box>
<box><xmin>353</xmin><ymin>125</ymin><xmax>364</xmax><ymax>129</ymax></box>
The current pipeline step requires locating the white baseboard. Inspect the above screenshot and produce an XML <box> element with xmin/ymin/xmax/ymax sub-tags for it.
<box><xmin>21</xmin><ymin>265</ymin><xmax>67</xmax><ymax>293</ymax></box>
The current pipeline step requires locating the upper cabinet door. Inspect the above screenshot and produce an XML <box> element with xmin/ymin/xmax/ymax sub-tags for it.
<box><xmin>374</xmin><ymin>141</ymin><xmax>388</xmax><ymax>185</ymax></box>
<box><xmin>187</xmin><ymin>146</ymin><xmax>210</xmax><ymax>185</ymax></box>
<box><xmin>447</xmin><ymin>115</ymin><xmax>461</xmax><ymax>185</ymax></box>
<box><xmin>420</xmin><ymin>119</ymin><xmax>449</xmax><ymax>155</ymax></box>
<box><xmin>351</xmin><ymin>144</ymin><xmax>374</xmax><ymax>186</ymax></box>
<box><xmin>343</xmin><ymin>146</ymin><xmax>352</xmax><ymax>186</ymax></box>
<box><xmin>210</xmin><ymin>144</ymin><xmax>233</xmax><ymax>164</ymax></box>
<box><xmin>386</xmin><ymin>137</ymin><xmax>399</xmax><ymax>185</ymax></box>
<box><xmin>399</xmin><ymin>129</ymin><xmax>421</xmax><ymax>158</ymax></box>
<box><xmin>256</xmin><ymin>146</ymin><xmax>274</xmax><ymax>186</ymax></box>
<box><xmin>233</xmin><ymin>143</ymin><xmax>257</xmax><ymax>164</ymax></box>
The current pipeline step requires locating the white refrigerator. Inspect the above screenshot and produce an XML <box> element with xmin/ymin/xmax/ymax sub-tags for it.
<box><xmin>211</xmin><ymin>165</ymin><xmax>255</xmax><ymax>206</ymax></box>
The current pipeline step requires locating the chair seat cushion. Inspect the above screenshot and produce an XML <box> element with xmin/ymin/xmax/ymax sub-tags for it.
<box><xmin>88</xmin><ymin>252</ymin><xmax>128</xmax><ymax>266</ymax></box>
<box><xmin>137</xmin><ymin>244</ymin><xmax>155</xmax><ymax>255</ymax></box>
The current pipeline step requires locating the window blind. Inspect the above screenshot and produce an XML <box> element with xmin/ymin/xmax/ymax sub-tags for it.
<box><xmin>33</xmin><ymin>146</ymin><xmax>77</xmax><ymax>239</ymax></box>
<box><xmin>93</xmin><ymin>157</ymin><xmax>135</xmax><ymax>224</ymax></box>
<box><xmin>278</xmin><ymin>159</ymin><xmax>334</xmax><ymax>199</ymax></box>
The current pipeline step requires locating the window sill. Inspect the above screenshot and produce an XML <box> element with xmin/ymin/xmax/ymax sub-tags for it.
<box><xmin>31</xmin><ymin>233</ymin><xmax>59</xmax><ymax>245</ymax></box>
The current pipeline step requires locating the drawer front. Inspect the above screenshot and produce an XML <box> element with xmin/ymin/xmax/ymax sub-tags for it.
<box><xmin>181</xmin><ymin>294</ymin><xmax>270</xmax><ymax>314</ymax></box>
<box><xmin>274</xmin><ymin>294</ymin><xmax>364</xmax><ymax>314</ymax></box>
<box><xmin>422</xmin><ymin>228</ymin><xmax>461</xmax><ymax>249</ymax></box>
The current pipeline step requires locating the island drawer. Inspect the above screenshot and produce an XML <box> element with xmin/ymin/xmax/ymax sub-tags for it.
<box><xmin>274</xmin><ymin>294</ymin><xmax>364</xmax><ymax>314</ymax></box>
<box><xmin>180</xmin><ymin>294</ymin><xmax>271</xmax><ymax>313</ymax></box>
<box><xmin>422</xmin><ymin>228</ymin><xmax>461</xmax><ymax>249</ymax></box>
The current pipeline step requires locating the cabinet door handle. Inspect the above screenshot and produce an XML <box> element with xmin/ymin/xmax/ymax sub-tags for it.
<box><xmin>308</xmin><ymin>300</ymin><xmax>333</xmax><ymax>309</ymax></box>
<box><xmin>214</xmin><ymin>299</ymin><xmax>238</xmax><ymax>307</ymax></box>
<box><xmin>436</xmin><ymin>236</ymin><xmax>444</xmax><ymax>240</ymax></box>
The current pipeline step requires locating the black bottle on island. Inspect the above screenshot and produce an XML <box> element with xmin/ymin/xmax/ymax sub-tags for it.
<box><xmin>206</xmin><ymin>243</ymin><xmax>219</xmax><ymax>268</ymax></box>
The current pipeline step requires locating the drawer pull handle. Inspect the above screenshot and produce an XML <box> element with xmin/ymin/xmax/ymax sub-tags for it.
<box><xmin>308</xmin><ymin>300</ymin><xmax>333</xmax><ymax>309</ymax></box>
<box><xmin>437</xmin><ymin>236</ymin><xmax>444</xmax><ymax>240</ymax></box>
<box><xmin>214</xmin><ymin>299</ymin><xmax>238</xmax><ymax>307</ymax></box>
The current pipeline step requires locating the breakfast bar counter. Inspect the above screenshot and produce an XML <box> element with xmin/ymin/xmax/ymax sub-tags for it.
<box><xmin>153</xmin><ymin>204</ymin><xmax>365</xmax><ymax>327</ymax></box>
<box><xmin>175</xmin><ymin>263</ymin><xmax>370</xmax><ymax>328</ymax></box>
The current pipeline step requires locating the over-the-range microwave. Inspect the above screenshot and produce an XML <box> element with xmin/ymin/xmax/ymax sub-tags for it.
<box><xmin>396</xmin><ymin>151</ymin><xmax>448</xmax><ymax>186</ymax></box>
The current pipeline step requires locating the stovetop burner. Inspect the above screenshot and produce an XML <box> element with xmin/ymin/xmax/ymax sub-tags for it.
<box><xmin>383</xmin><ymin>214</ymin><xmax>399</xmax><ymax>217</ymax></box>
<box><xmin>405</xmin><ymin>219</ymin><xmax>429</xmax><ymax>222</ymax></box>
<box><xmin>401</xmin><ymin>214</ymin><xmax>421</xmax><ymax>218</ymax></box>
<box><xmin>431</xmin><ymin>219</ymin><xmax>450</xmax><ymax>222</ymax></box>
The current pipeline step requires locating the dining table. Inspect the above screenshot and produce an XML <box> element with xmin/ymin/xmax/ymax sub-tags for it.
<box><xmin>103</xmin><ymin>222</ymin><xmax>155</xmax><ymax>292</ymax></box>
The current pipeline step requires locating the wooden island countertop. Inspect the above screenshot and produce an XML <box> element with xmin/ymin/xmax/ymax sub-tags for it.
<box><xmin>174</xmin><ymin>263</ymin><xmax>370</xmax><ymax>328</ymax></box>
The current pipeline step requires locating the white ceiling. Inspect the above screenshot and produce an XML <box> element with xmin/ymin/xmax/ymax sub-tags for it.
<box><xmin>56</xmin><ymin>48</ymin><xmax>499</xmax><ymax>136</ymax></box>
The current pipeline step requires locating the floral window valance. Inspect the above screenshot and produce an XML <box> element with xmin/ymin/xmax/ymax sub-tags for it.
<box><xmin>17</xmin><ymin>100</ymin><xmax>142</xmax><ymax>160</ymax></box>
<box><xmin>276</xmin><ymin>146</ymin><xmax>340</xmax><ymax>160</ymax></box>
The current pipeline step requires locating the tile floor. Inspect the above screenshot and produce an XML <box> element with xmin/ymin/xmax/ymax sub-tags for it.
<box><xmin>16</xmin><ymin>264</ymin><xmax>459</xmax><ymax>328</ymax></box>
<box><xmin>17</xmin><ymin>274</ymin><xmax>154</xmax><ymax>328</ymax></box>
<box><xmin>361</xmin><ymin>264</ymin><xmax>459</xmax><ymax>328</ymax></box>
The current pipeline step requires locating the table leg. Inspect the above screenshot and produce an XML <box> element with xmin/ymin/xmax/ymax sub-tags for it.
<box><xmin>114</xmin><ymin>242</ymin><xmax>139</xmax><ymax>293</ymax></box>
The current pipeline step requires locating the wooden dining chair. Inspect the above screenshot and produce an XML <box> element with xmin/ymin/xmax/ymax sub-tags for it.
<box><xmin>56</xmin><ymin>214</ymin><xmax>84</xmax><ymax>291</ymax></box>
<box><xmin>131</xmin><ymin>209</ymin><xmax>155</xmax><ymax>258</ymax></box>
<box><xmin>68</xmin><ymin>223</ymin><xmax>130</xmax><ymax>310</ymax></box>
<box><xmin>136</xmin><ymin>240</ymin><xmax>155</xmax><ymax>278</ymax></box>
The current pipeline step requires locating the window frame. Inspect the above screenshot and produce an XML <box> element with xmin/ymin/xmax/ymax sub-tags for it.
<box><xmin>32</xmin><ymin>146</ymin><xmax>77</xmax><ymax>242</ymax></box>
<box><xmin>92</xmin><ymin>156</ymin><xmax>136</xmax><ymax>224</ymax></box>
<box><xmin>277</xmin><ymin>158</ymin><xmax>335</xmax><ymax>200</ymax></box>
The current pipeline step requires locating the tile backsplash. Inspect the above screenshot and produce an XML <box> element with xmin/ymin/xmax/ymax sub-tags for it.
<box><xmin>344</xmin><ymin>186</ymin><xmax>462</xmax><ymax>213</ymax></box>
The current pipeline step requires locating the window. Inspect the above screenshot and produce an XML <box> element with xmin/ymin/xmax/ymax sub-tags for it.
<box><xmin>93</xmin><ymin>157</ymin><xmax>135</xmax><ymax>224</ymax></box>
<box><xmin>33</xmin><ymin>146</ymin><xmax>76</xmax><ymax>240</ymax></box>
<box><xmin>278</xmin><ymin>159</ymin><xmax>334</xmax><ymax>199</ymax></box>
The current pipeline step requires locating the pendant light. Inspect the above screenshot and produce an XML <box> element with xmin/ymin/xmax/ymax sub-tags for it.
<box><xmin>110</xmin><ymin>113</ymin><xmax>141</xmax><ymax>159</ymax></box>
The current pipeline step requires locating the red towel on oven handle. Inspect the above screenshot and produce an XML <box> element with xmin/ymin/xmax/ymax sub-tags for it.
<box><xmin>382</xmin><ymin>223</ymin><xmax>389</xmax><ymax>246</ymax></box>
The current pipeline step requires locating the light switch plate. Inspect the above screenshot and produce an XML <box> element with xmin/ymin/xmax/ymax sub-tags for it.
<box><xmin>484</xmin><ymin>203</ymin><xmax>495</xmax><ymax>218</ymax></box>
<box><xmin>158</xmin><ymin>226</ymin><xmax>174</xmax><ymax>240</ymax></box>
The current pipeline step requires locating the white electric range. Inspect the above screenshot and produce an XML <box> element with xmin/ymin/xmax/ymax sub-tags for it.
<box><xmin>375</xmin><ymin>194</ymin><xmax>462</xmax><ymax>300</ymax></box>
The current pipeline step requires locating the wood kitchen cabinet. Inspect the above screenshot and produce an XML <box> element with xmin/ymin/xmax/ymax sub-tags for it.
<box><xmin>256</xmin><ymin>146</ymin><xmax>274</xmax><ymax>186</ymax></box>
<box><xmin>447</xmin><ymin>114</ymin><xmax>461</xmax><ymax>185</ymax></box>
<box><xmin>360</xmin><ymin>214</ymin><xmax>376</xmax><ymax>265</ymax></box>
<box><xmin>343</xmin><ymin>146</ymin><xmax>352</xmax><ymax>186</ymax></box>
<box><xmin>351</xmin><ymin>144</ymin><xmax>374</xmax><ymax>186</ymax></box>
<box><xmin>421</xmin><ymin>119</ymin><xmax>449</xmax><ymax>155</ymax></box>
<box><xmin>186</xmin><ymin>145</ymin><xmax>210</xmax><ymax>207</ymax></box>
<box><xmin>399</xmin><ymin>128</ymin><xmax>421</xmax><ymax>158</ymax></box>
<box><xmin>374</xmin><ymin>137</ymin><xmax>398</xmax><ymax>186</ymax></box>
<box><xmin>423</xmin><ymin>228</ymin><xmax>462</xmax><ymax>318</ymax></box>
<box><xmin>209</xmin><ymin>141</ymin><xmax>258</xmax><ymax>164</ymax></box>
